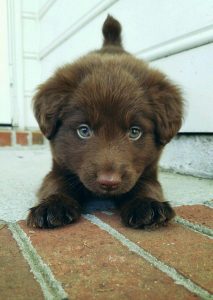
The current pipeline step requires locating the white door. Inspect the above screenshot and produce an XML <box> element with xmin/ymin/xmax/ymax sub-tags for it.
<box><xmin>38</xmin><ymin>0</ymin><xmax>213</xmax><ymax>132</ymax></box>
<box><xmin>0</xmin><ymin>0</ymin><xmax>12</xmax><ymax>125</ymax></box>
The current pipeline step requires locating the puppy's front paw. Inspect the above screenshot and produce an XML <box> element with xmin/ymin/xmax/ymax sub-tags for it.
<box><xmin>27</xmin><ymin>195</ymin><xmax>81</xmax><ymax>228</ymax></box>
<box><xmin>121</xmin><ymin>199</ymin><xmax>175</xmax><ymax>229</ymax></box>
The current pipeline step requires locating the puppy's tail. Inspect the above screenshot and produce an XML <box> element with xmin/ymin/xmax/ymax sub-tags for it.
<box><xmin>102</xmin><ymin>15</ymin><xmax>122</xmax><ymax>47</ymax></box>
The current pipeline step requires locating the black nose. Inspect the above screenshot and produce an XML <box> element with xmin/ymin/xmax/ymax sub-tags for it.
<box><xmin>97</xmin><ymin>172</ymin><xmax>121</xmax><ymax>190</ymax></box>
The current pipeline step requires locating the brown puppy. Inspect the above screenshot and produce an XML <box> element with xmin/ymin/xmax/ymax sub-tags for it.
<box><xmin>27</xmin><ymin>16</ymin><xmax>183</xmax><ymax>229</ymax></box>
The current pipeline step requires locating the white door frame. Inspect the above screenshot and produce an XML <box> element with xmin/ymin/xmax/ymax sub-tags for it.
<box><xmin>0</xmin><ymin>0</ymin><xmax>25</xmax><ymax>128</ymax></box>
<box><xmin>8</xmin><ymin>0</ymin><xmax>25</xmax><ymax>128</ymax></box>
<box><xmin>0</xmin><ymin>0</ymin><xmax>12</xmax><ymax>125</ymax></box>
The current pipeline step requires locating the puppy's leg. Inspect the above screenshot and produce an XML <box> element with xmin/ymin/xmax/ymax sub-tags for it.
<box><xmin>27</xmin><ymin>171</ymin><xmax>81</xmax><ymax>228</ymax></box>
<box><xmin>120</xmin><ymin>179</ymin><xmax>175</xmax><ymax>229</ymax></box>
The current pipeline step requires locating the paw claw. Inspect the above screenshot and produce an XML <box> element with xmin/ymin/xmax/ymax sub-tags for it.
<box><xmin>65</xmin><ymin>213</ymin><xmax>73</xmax><ymax>223</ymax></box>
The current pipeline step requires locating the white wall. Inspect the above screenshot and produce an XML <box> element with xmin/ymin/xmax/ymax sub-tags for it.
<box><xmin>2</xmin><ymin>0</ymin><xmax>213</xmax><ymax>131</ymax></box>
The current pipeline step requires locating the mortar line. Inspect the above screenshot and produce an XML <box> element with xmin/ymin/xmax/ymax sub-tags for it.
<box><xmin>175</xmin><ymin>216</ymin><xmax>213</xmax><ymax>239</ymax></box>
<box><xmin>204</xmin><ymin>201</ymin><xmax>213</xmax><ymax>209</ymax></box>
<box><xmin>8</xmin><ymin>223</ymin><xmax>68</xmax><ymax>300</ymax></box>
<box><xmin>84</xmin><ymin>214</ymin><xmax>213</xmax><ymax>300</ymax></box>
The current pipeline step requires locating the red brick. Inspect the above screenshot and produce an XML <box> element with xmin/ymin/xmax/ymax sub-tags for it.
<box><xmin>32</xmin><ymin>131</ymin><xmax>44</xmax><ymax>145</ymax></box>
<box><xmin>16</xmin><ymin>132</ymin><xmax>29</xmax><ymax>146</ymax></box>
<box><xmin>0</xmin><ymin>131</ymin><xmax>11</xmax><ymax>146</ymax></box>
<box><xmin>175</xmin><ymin>205</ymin><xmax>213</xmax><ymax>229</ymax></box>
<box><xmin>95</xmin><ymin>211</ymin><xmax>213</xmax><ymax>293</ymax></box>
<box><xmin>0</xmin><ymin>226</ymin><xmax>44</xmax><ymax>299</ymax></box>
<box><xmin>20</xmin><ymin>220</ymin><xmax>198</xmax><ymax>299</ymax></box>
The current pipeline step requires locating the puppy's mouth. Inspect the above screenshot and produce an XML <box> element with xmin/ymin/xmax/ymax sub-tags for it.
<box><xmin>84</xmin><ymin>183</ymin><xmax>132</xmax><ymax>197</ymax></box>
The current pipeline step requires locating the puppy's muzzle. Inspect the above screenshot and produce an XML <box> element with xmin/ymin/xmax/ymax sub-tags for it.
<box><xmin>96</xmin><ymin>172</ymin><xmax>121</xmax><ymax>192</ymax></box>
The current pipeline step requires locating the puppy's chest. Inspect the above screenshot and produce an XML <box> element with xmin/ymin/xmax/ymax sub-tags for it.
<box><xmin>81</xmin><ymin>196</ymin><xmax>115</xmax><ymax>213</ymax></box>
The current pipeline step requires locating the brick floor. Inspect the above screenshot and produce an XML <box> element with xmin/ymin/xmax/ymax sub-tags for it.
<box><xmin>0</xmin><ymin>226</ymin><xmax>43</xmax><ymax>299</ymax></box>
<box><xmin>0</xmin><ymin>129</ymin><xmax>45</xmax><ymax>147</ymax></box>
<box><xmin>32</xmin><ymin>131</ymin><xmax>44</xmax><ymax>145</ymax></box>
<box><xmin>95</xmin><ymin>212</ymin><xmax>213</xmax><ymax>293</ymax></box>
<box><xmin>0</xmin><ymin>131</ymin><xmax>11</xmax><ymax>146</ymax></box>
<box><xmin>0</xmin><ymin>204</ymin><xmax>213</xmax><ymax>299</ymax></box>
<box><xmin>16</xmin><ymin>132</ymin><xmax>29</xmax><ymax>146</ymax></box>
<box><xmin>175</xmin><ymin>205</ymin><xmax>213</xmax><ymax>229</ymax></box>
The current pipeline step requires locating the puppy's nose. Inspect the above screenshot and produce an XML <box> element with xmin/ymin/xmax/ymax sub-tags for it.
<box><xmin>97</xmin><ymin>172</ymin><xmax>121</xmax><ymax>190</ymax></box>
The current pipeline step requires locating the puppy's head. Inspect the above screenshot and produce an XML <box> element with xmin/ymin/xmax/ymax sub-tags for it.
<box><xmin>33</xmin><ymin>54</ymin><xmax>183</xmax><ymax>196</ymax></box>
<box><xmin>33</xmin><ymin>17</ymin><xmax>183</xmax><ymax>196</ymax></box>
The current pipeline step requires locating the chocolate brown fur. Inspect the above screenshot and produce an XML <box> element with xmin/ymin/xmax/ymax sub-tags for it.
<box><xmin>27</xmin><ymin>16</ymin><xmax>183</xmax><ymax>229</ymax></box>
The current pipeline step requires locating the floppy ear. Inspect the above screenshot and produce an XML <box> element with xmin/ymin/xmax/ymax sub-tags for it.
<box><xmin>33</xmin><ymin>67</ymin><xmax>77</xmax><ymax>139</ymax></box>
<box><xmin>145</xmin><ymin>71</ymin><xmax>184</xmax><ymax>145</ymax></box>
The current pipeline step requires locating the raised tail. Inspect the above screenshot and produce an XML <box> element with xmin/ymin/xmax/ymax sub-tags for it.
<box><xmin>102</xmin><ymin>15</ymin><xmax>122</xmax><ymax>47</ymax></box>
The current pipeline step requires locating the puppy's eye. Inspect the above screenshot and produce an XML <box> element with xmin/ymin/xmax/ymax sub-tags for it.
<box><xmin>77</xmin><ymin>124</ymin><xmax>93</xmax><ymax>139</ymax></box>
<box><xmin>128</xmin><ymin>126</ymin><xmax>142</xmax><ymax>140</ymax></box>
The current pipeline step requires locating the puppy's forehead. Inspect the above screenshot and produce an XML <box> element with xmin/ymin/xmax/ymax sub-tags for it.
<box><xmin>71</xmin><ymin>67</ymin><xmax>150</xmax><ymax>125</ymax></box>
